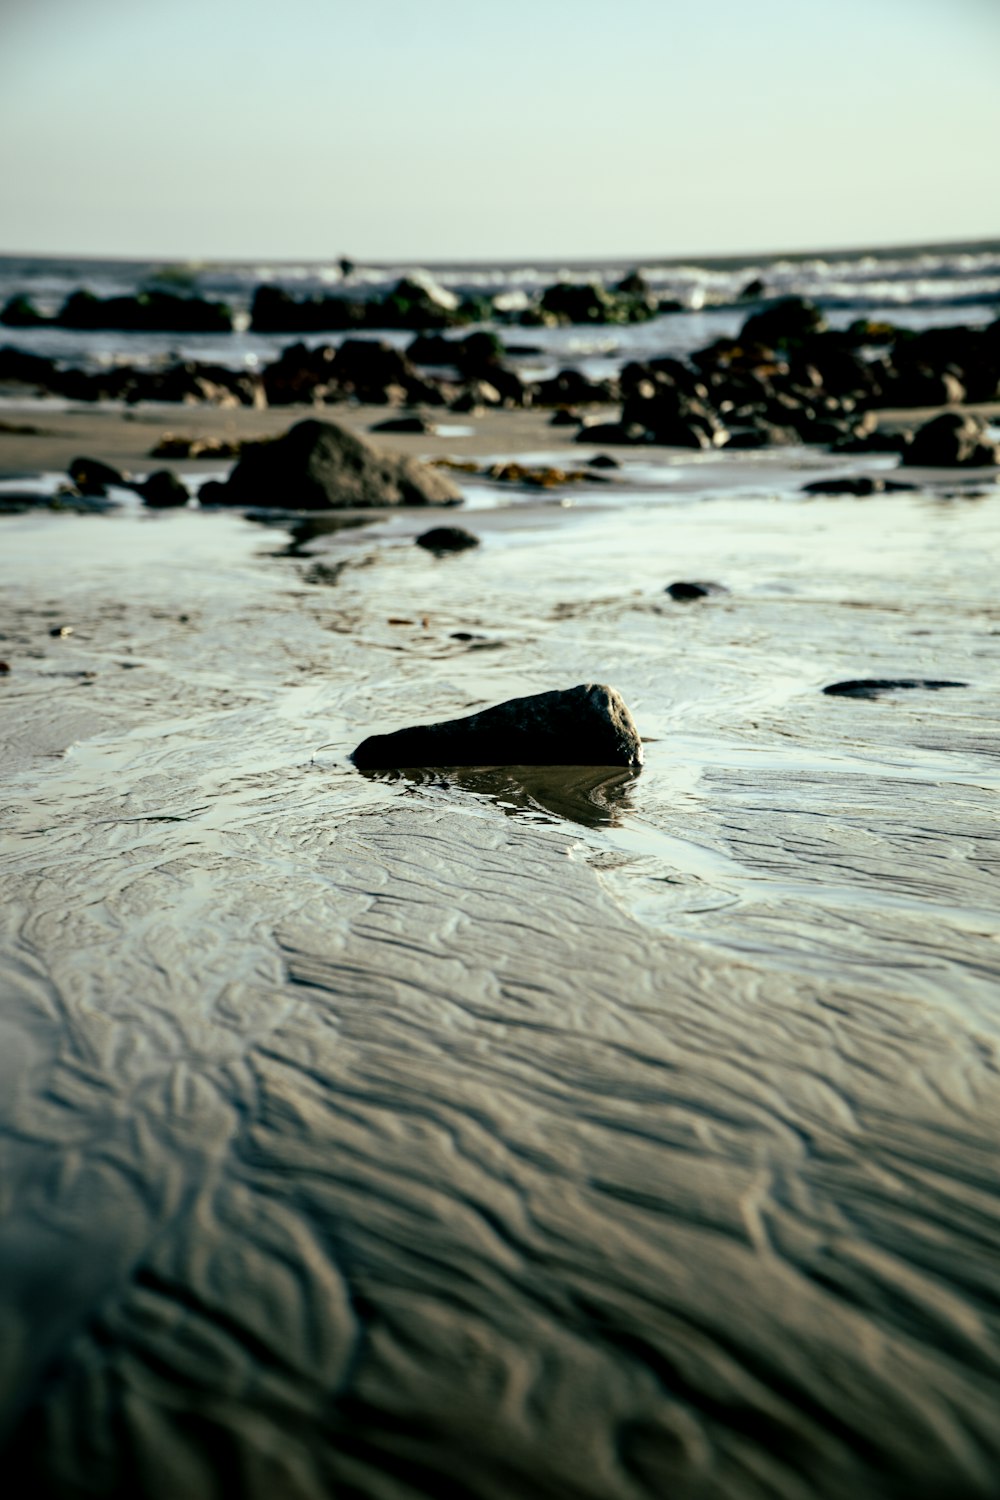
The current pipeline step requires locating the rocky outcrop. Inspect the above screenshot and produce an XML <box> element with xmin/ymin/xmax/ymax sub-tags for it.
<box><xmin>352</xmin><ymin>684</ymin><xmax>643</xmax><ymax>769</ymax></box>
<box><xmin>212</xmin><ymin>419</ymin><xmax>463</xmax><ymax>510</ymax></box>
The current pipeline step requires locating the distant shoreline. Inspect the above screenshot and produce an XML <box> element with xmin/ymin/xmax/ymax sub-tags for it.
<box><xmin>2</xmin><ymin>235</ymin><xmax>999</xmax><ymax>273</ymax></box>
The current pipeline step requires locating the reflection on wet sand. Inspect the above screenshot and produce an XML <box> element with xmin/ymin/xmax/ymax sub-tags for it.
<box><xmin>358</xmin><ymin>763</ymin><xmax>641</xmax><ymax>829</ymax></box>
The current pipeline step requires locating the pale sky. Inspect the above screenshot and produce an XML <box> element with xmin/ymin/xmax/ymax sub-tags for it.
<box><xmin>0</xmin><ymin>0</ymin><xmax>997</xmax><ymax>262</ymax></box>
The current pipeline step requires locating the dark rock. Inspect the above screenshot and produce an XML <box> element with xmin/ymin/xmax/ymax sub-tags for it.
<box><xmin>902</xmin><ymin>413</ymin><xmax>1000</xmax><ymax>468</ymax></box>
<box><xmin>823</xmin><ymin>679</ymin><xmax>967</xmax><ymax>699</ymax></box>
<box><xmin>586</xmin><ymin>453</ymin><xmax>621</xmax><ymax>469</ymax></box>
<box><xmin>801</xmin><ymin>476</ymin><xmax>916</xmax><ymax>496</ymax></box>
<box><xmin>215</xmin><ymin>419</ymin><xmax>463</xmax><ymax>510</ymax></box>
<box><xmin>740</xmin><ymin>297</ymin><xmax>828</xmax><ymax>349</ymax></box>
<box><xmin>370</xmin><ymin>413</ymin><xmax>436</xmax><ymax>434</ymax></box>
<box><xmin>416</xmin><ymin>526</ymin><xmax>479</xmax><ymax>555</ymax></box>
<box><xmin>665</xmin><ymin>581</ymin><xmax>727</xmax><ymax>601</ymax></box>
<box><xmin>352</xmin><ymin>683</ymin><xmax>643</xmax><ymax>769</ymax></box>
<box><xmin>550</xmin><ymin>407</ymin><xmax>582</xmax><ymax>427</ymax></box>
<box><xmin>139</xmin><ymin>470</ymin><xmax>189</xmax><ymax>508</ymax></box>
<box><xmin>739</xmin><ymin>277</ymin><xmax>766</xmax><ymax>301</ymax></box>
<box><xmin>68</xmin><ymin>456</ymin><xmax>128</xmax><ymax>494</ymax></box>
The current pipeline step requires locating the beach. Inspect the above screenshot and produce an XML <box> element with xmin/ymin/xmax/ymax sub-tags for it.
<box><xmin>2</xmin><ymin>255</ymin><xmax>1000</xmax><ymax>1497</ymax></box>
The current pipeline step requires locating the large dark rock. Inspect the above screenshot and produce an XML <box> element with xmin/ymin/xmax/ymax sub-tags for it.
<box><xmin>352</xmin><ymin>683</ymin><xmax>643</xmax><ymax>769</ymax></box>
<box><xmin>215</xmin><ymin>419</ymin><xmax>463</xmax><ymax>510</ymax></box>
<box><xmin>901</xmin><ymin>413</ymin><xmax>999</xmax><ymax>468</ymax></box>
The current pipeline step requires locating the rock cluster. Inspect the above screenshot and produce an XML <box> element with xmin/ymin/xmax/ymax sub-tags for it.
<box><xmin>3</xmin><ymin>297</ymin><xmax>999</xmax><ymax>467</ymax></box>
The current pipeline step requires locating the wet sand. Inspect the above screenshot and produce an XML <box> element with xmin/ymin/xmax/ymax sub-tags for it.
<box><xmin>2</xmin><ymin>402</ymin><xmax>1000</xmax><ymax>1498</ymax></box>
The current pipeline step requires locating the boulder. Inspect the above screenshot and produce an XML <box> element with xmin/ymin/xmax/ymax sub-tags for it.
<box><xmin>416</xmin><ymin>526</ymin><xmax>479</xmax><ymax>554</ymax></box>
<box><xmin>901</xmin><ymin>413</ymin><xmax>999</xmax><ymax>468</ymax></box>
<box><xmin>352</xmin><ymin>683</ymin><xmax>643</xmax><ymax>769</ymax></box>
<box><xmin>214</xmin><ymin>419</ymin><xmax>463</xmax><ymax>509</ymax></box>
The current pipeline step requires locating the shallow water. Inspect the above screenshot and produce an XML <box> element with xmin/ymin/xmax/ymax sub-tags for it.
<box><xmin>2</xmin><ymin>454</ymin><xmax>1000</xmax><ymax>1498</ymax></box>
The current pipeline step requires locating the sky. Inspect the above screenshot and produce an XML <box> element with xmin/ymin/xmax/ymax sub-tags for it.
<box><xmin>0</xmin><ymin>0</ymin><xmax>997</xmax><ymax>263</ymax></box>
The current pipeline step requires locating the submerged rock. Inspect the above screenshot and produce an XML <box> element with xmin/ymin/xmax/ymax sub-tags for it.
<box><xmin>212</xmin><ymin>419</ymin><xmax>463</xmax><ymax>510</ymax></box>
<box><xmin>352</xmin><ymin>683</ymin><xmax>643</xmax><ymax>769</ymax></box>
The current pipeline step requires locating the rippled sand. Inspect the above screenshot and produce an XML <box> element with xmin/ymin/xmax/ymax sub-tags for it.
<box><xmin>2</xmin><ymin>439</ymin><xmax>1000</xmax><ymax>1498</ymax></box>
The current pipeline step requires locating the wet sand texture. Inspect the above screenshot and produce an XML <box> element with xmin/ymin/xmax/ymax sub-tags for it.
<box><xmin>1</xmin><ymin>438</ymin><xmax>1000</xmax><ymax>1499</ymax></box>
